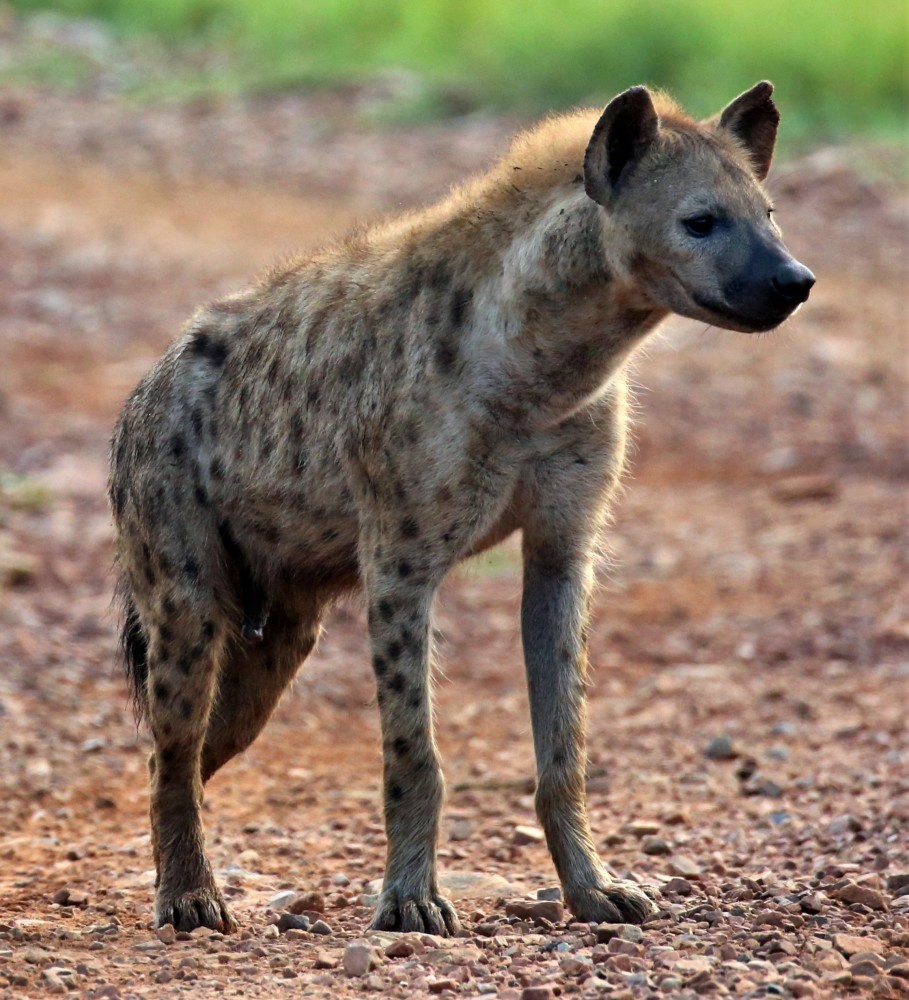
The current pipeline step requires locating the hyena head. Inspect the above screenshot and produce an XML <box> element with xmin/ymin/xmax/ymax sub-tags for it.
<box><xmin>584</xmin><ymin>81</ymin><xmax>815</xmax><ymax>333</ymax></box>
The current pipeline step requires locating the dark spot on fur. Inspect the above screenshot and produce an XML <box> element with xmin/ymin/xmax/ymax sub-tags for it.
<box><xmin>159</xmin><ymin>644</ymin><xmax>170</xmax><ymax>662</ymax></box>
<box><xmin>202</xmin><ymin>620</ymin><xmax>215</xmax><ymax>639</ymax></box>
<box><xmin>387</xmin><ymin>640</ymin><xmax>403</xmax><ymax>660</ymax></box>
<box><xmin>378</xmin><ymin>599</ymin><xmax>394</xmax><ymax>623</ymax></box>
<box><xmin>177</xmin><ymin>654</ymin><xmax>194</xmax><ymax>676</ymax></box>
<box><xmin>435</xmin><ymin>339</ymin><xmax>458</xmax><ymax>374</ymax></box>
<box><xmin>191</xmin><ymin>407</ymin><xmax>204</xmax><ymax>437</ymax></box>
<box><xmin>321</xmin><ymin>528</ymin><xmax>339</xmax><ymax>543</ymax></box>
<box><xmin>194</xmin><ymin>483</ymin><xmax>208</xmax><ymax>506</ymax></box>
<box><xmin>450</xmin><ymin>287</ymin><xmax>472</xmax><ymax>328</ymax></box>
<box><xmin>144</xmin><ymin>564</ymin><xmax>157</xmax><ymax>587</ymax></box>
<box><xmin>160</xmin><ymin>747</ymin><xmax>176</xmax><ymax>766</ymax></box>
<box><xmin>400</xmin><ymin>517</ymin><xmax>419</xmax><ymax>539</ymax></box>
<box><xmin>397</xmin><ymin>560</ymin><xmax>412</xmax><ymax>578</ymax></box>
<box><xmin>210</xmin><ymin>455</ymin><xmax>225</xmax><ymax>480</ymax></box>
<box><xmin>372</xmin><ymin>655</ymin><xmax>387</xmax><ymax>677</ymax></box>
<box><xmin>574</xmin><ymin>455</ymin><xmax>588</xmax><ymax>465</ymax></box>
<box><xmin>392</xmin><ymin>737</ymin><xmax>410</xmax><ymax>757</ymax></box>
<box><xmin>153</xmin><ymin>680</ymin><xmax>170</xmax><ymax>702</ymax></box>
<box><xmin>189</xmin><ymin>330</ymin><xmax>229</xmax><ymax>367</ymax></box>
<box><xmin>389</xmin><ymin>672</ymin><xmax>406</xmax><ymax>694</ymax></box>
<box><xmin>160</xmin><ymin>624</ymin><xmax>174</xmax><ymax>644</ymax></box>
<box><xmin>408</xmin><ymin>690</ymin><xmax>421</xmax><ymax>709</ymax></box>
<box><xmin>183</xmin><ymin>557</ymin><xmax>200</xmax><ymax>581</ymax></box>
<box><xmin>169</xmin><ymin>434</ymin><xmax>185</xmax><ymax>461</ymax></box>
<box><xmin>388</xmin><ymin>783</ymin><xmax>403</xmax><ymax>802</ymax></box>
<box><xmin>179</xmin><ymin>698</ymin><xmax>192</xmax><ymax>720</ymax></box>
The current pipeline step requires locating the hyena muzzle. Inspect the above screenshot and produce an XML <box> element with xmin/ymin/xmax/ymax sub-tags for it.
<box><xmin>110</xmin><ymin>81</ymin><xmax>813</xmax><ymax>935</ymax></box>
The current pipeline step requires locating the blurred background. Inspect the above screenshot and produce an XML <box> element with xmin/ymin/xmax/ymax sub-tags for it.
<box><xmin>0</xmin><ymin>2</ymin><xmax>907</xmax><ymax>995</ymax></box>
<box><xmin>1</xmin><ymin>0</ymin><xmax>906</xmax><ymax>138</ymax></box>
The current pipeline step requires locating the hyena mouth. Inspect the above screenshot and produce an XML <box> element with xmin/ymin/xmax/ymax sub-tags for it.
<box><xmin>691</xmin><ymin>293</ymin><xmax>793</xmax><ymax>333</ymax></box>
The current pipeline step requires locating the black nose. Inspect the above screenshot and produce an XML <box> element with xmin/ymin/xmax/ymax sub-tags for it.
<box><xmin>771</xmin><ymin>261</ymin><xmax>816</xmax><ymax>304</ymax></box>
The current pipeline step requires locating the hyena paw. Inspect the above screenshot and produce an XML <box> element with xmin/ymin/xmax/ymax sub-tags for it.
<box><xmin>156</xmin><ymin>886</ymin><xmax>237</xmax><ymax>934</ymax></box>
<box><xmin>371</xmin><ymin>889</ymin><xmax>462</xmax><ymax>936</ymax></box>
<box><xmin>566</xmin><ymin>879</ymin><xmax>658</xmax><ymax>925</ymax></box>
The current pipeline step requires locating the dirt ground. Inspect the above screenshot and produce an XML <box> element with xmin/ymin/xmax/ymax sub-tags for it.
<box><xmin>0</xmin><ymin>80</ymin><xmax>907</xmax><ymax>1000</ymax></box>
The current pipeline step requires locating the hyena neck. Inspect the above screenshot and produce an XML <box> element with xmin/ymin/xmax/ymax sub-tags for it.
<box><xmin>488</xmin><ymin>187</ymin><xmax>666</xmax><ymax>423</ymax></box>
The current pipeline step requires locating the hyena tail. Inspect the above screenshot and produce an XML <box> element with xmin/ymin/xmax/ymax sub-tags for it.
<box><xmin>116</xmin><ymin>575</ymin><xmax>149</xmax><ymax>723</ymax></box>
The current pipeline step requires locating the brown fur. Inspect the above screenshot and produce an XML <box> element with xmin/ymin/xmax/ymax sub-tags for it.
<box><xmin>110</xmin><ymin>83</ymin><xmax>812</xmax><ymax>934</ymax></box>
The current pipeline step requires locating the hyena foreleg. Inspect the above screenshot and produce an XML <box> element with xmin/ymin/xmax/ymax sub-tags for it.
<box><xmin>361</xmin><ymin>524</ymin><xmax>461</xmax><ymax>935</ymax></box>
<box><xmin>520</xmin><ymin>395</ymin><xmax>657</xmax><ymax>924</ymax></box>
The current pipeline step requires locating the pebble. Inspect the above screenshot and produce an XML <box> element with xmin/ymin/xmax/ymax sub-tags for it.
<box><xmin>155</xmin><ymin>924</ymin><xmax>176</xmax><ymax>945</ymax></box>
<box><xmin>663</xmin><ymin>877</ymin><xmax>693</xmax><ymax>895</ymax></box>
<box><xmin>512</xmin><ymin>825</ymin><xmax>544</xmax><ymax>846</ymax></box>
<box><xmin>267</xmin><ymin>890</ymin><xmax>297</xmax><ymax>910</ymax></box>
<box><xmin>429</xmin><ymin>978</ymin><xmax>458</xmax><ymax>993</ymax></box>
<box><xmin>289</xmin><ymin>891</ymin><xmax>325</xmax><ymax>914</ymax></box>
<box><xmin>343</xmin><ymin>940</ymin><xmax>373</xmax><ymax>977</ymax></box>
<box><xmin>536</xmin><ymin>886</ymin><xmax>561</xmax><ymax>901</ymax></box>
<box><xmin>310</xmin><ymin>919</ymin><xmax>333</xmax><ymax>935</ymax></box>
<box><xmin>313</xmin><ymin>951</ymin><xmax>339</xmax><ymax>969</ymax></box>
<box><xmin>886</xmin><ymin>873</ymin><xmax>909</xmax><ymax>892</ymax></box>
<box><xmin>833</xmin><ymin>933</ymin><xmax>885</xmax><ymax>957</ymax></box>
<box><xmin>504</xmin><ymin>899</ymin><xmax>563</xmax><ymax>924</ymax></box>
<box><xmin>262</xmin><ymin>924</ymin><xmax>279</xmax><ymax>940</ymax></box>
<box><xmin>704</xmin><ymin>735</ymin><xmax>738</xmax><ymax>760</ymax></box>
<box><xmin>642</xmin><ymin>837</ymin><xmax>672</xmax><ymax>856</ymax></box>
<box><xmin>385</xmin><ymin>938</ymin><xmax>415</xmax><ymax>958</ymax></box>
<box><xmin>668</xmin><ymin>856</ymin><xmax>702</xmax><ymax>879</ymax></box>
<box><xmin>833</xmin><ymin>882</ymin><xmax>888</xmax><ymax>911</ymax></box>
<box><xmin>520</xmin><ymin>989</ymin><xmax>554</xmax><ymax>1000</ymax></box>
<box><xmin>277</xmin><ymin>912</ymin><xmax>310</xmax><ymax>933</ymax></box>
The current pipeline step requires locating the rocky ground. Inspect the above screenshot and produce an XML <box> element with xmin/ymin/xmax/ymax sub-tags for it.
<box><xmin>0</xmin><ymin>50</ymin><xmax>907</xmax><ymax>1000</ymax></box>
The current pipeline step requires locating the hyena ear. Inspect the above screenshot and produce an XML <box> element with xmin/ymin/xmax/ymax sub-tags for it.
<box><xmin>716</xmin><ymin>81</ymin><xmax>780</xmax><ymax>181</ymax></box>
<box><xmin>584</xmin><ymin>86</ymin><xmax>659</xmax><ymax>206</ymax></box>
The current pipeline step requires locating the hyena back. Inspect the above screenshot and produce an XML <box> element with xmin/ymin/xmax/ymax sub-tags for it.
<box><xmin>110</xmin><ymin>82</ymin><xmax>813</xmax><ymax>935</ymax></box>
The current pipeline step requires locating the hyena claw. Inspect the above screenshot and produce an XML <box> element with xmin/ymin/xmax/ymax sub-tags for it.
<box><xmin>371</xmin><ymin>890</ymin><xmax>462</xmax><ymax>937</ymax></box>
<box><xmin>565</xmin><ymin>880</ymin><xmax>658</xmax><ymax>925</ymax></box>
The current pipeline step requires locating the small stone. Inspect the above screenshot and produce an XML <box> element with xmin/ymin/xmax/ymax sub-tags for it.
<box><xmin>536</xmin><ymin>886</ymin><xmax>561</xmax><ymax>901</ymax></box>
<box><xmin>314</xmin><ymin>952</ymin><xmax>338</xmax><ymax>969</ymax></box>
<box><xmin>833</xmin><ymin>933</ymin><xmax>885</xmax><ymax>957</ymax></box>
<box><xmin>41</xmin><ymin>970</ymin><xmax>67</xmax><ymax>995</ymax></box>
<box><xmin>704</xmin><ymin>735</ymin><xmax>738</xmax><ymax>760</ymax></box>
<box><xmin>772</xmin><ymin>474</ymin><xmax>838</xmax><ymax>503</ymax></box>
<box><xmin>277</xmin><ymin>912</ymin><xmax>310</xmax><ymax>933</ymax></box>
<box><xmin>622</xmin><ymin>820</ymin><xmax>661</xmax><ymax>837</ymax></box>
<box><xmin>449</xmin><ymin>818</ymin><xmax>473</xmax><ymax>841</ymax></box>
<box><xmin>504</xmin><ymin>899</ymin><xmax>563</xmax><ymax>924</ymax></box>
<box><xmin>886</xmin><ymin>873</ymin><xmax>909</xmax><ymax>893</ymax></box>
<box><xmin>429</xmin><ymin>978</ymin><xmax>458</xmax><ymax>993</ymax></box>
<box><xmin>331</xmin><ymin>872</ymin><xmax>350</xmax><ymax>887</ymax></box>
<box><xmin>834</xmin><ymin>882</ymin><xmax>888</xmax><ymax>911</ymax></box>
<box><xmin>52</xmin><ymin>888</ymin><xmax>70</xmax><ymax>905</ymax></box>
<box><xmin>385</xmin><ymin>938</ymin><xmax>415</xmax><ymax>958</ymax></box>
<box><xmin>560</xmin><ymin>955</ymin><xmax>592</xmax><ymax>975</ymax></box>
<box><xmin>521</xmin><ymin>988</ymin><xmax>554</xmax><ymax>1000</ymax></box>
<box><xmin>663</xmin><ymin>877</ymin><xmax>693</xmax><ymax>895</ymax></box>
<box><xmin>642</xmin><ymin>837</ymin><xmax>672</xmax><ymax>856</ymax></box>
<box><xmin>310</xmin><ymin>919</ymin><xmax>333</xmax><ymax>935</ymax></box>
<box><xmin>799</xmin><ymin>892</ymin><xmax>825</xmax><ymax>913</ymax></box>
<box><xmin>289</xmin><ymin>891</ymin><xmax>325</xmax><ymax>914</ymax></box>
<box><xmin>156</xmin><ymin>924</ymin><xmax>176</xmax><ymax>945</ymax></box>
<box><xmin>512</xmin><ymin>825</ymin><xmax>544</xmax><ymax>846</ymax></box>
<box><xmin>268</xmin><ymin>890</ymin><xmax>298</xmax><ymax>910</ymax></box>
<box><xmin>667</xmin><ymin>856</ymin><xmax>702</xmax><ymax>879</ymax></box>
<box><xmin>262</xmin><ymin>924</ymin><xmax>279</xmax><ymax>939</ymax></box>
<box><xmin>596</xmin><ymin>923</ymin><xmax>624</xmax><ymax>943</ymax></box>
<box><xmin>343</xmin><ymin>940</ymin><xmax>373</xmax><ymax>977</ymax></box>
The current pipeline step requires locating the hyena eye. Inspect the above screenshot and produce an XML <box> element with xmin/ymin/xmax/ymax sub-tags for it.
<box><xmin>683</xmin><ymin>215</ymin><xmax>716</xmax><ymax>238</ymax></box>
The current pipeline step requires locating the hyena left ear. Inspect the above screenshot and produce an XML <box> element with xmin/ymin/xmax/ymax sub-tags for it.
<box><xmin>584</xmin><ymin>86</ymin><xmax>659</xmax><ymax>206</ymax></box>
<box><xmin>715</xmin><ymin>81</ymin><xmax>780</xmax><ymax>181</ymax></box>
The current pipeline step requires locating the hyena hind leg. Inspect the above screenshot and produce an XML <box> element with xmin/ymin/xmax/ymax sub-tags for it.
<box><xmin>137</xmin><ymin>584</ymin><xmax>236</xmax><ymax>933</ymax></box>
<box><xmin>200</xmin><ymin>592</ymin><xmax>326</xmax><ymax>783</ymax></box>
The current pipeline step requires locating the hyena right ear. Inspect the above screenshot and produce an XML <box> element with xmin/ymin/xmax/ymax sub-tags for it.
<box><xmin>584</xmin><ymin>86</ymin><xmax>659</xmax><ymax>206</ymax></box>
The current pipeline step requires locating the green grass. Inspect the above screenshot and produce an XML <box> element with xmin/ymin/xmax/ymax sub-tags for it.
<box><xmin>6</xmin><ymin>0</ymin><xmax>908</xmax><ymax>140</ymax></box>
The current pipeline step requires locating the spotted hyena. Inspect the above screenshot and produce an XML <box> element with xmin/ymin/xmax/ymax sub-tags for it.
<box><xmin>110</xmin><ymin>81</ymin><xmax>814</xmax><ymax>935</ymax></box>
